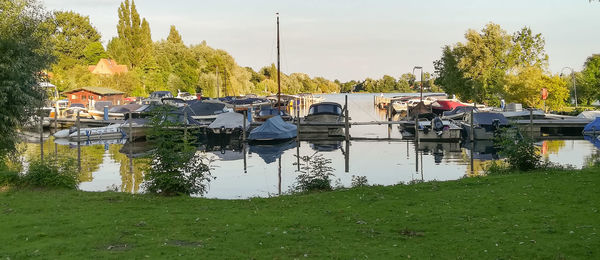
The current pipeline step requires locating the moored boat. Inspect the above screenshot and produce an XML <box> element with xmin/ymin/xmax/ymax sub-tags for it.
<box><xmin>301</xmin><ymin>102</ymin><xmax>344</xmax><ymax>136</ymax></box>
<box><xmin>248</xmin><ymin>115</ymin><xmax>297</xmax><ymax>142</ymax></box>
<box><xmin>461</xmin><ymin>112</ymin><xmax>510</xmax><ymax>140</ymax></box>
<box><xmin>416</xmin><ymin>117</ymin><xmax>462</xmax><ymax>142</ymax></box>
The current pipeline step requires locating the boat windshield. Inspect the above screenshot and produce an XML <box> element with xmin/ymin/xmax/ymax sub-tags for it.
<box><xmin>309</xmin><ymin>104</ymin><xmax>342</xmax><ymax>115</ymax></box>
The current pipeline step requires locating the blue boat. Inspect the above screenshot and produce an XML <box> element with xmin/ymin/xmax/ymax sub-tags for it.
<box><xmin>582</xmin><ymin>117</ymin><xmax>600</xmax><ymax>136</ymax></box>
<box><xmin>248</xmin><ymin>115</ymin><xmax>297</xmax><ymax>142</ymax></box>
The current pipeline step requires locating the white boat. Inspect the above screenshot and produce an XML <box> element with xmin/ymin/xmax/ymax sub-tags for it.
<box><xmin>176</xmin><ymin>90</ymin><xmax>197</xmax><ymax>101</ymax></box>
<box><xmin>391</xmin><ymin>100</ymin><xmax>408</xmax><ymax>114</ymax></box>
<box><xmin>68</xmin><ymin>124</ymin><xmax>127</xmax><ymax>141</ymax></box>
<box><xmin>416</xmin><ymin>117</ymin><xmax>462</xmax><ymax>142</ymax></box>
<box><xmin>301</xmin><ymin>102</ymin><xmax>344</xmax><ymax>136</ymax></box>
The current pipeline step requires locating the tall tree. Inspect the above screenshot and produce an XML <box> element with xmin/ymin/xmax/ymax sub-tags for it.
<box><xmin>578</xmin><ymin>54</ymin><xmax>600</xmax><ymax>105</ymax></box>
<box><xmin>167</xmin><ymin>25</ymin><xmax>183</xmax><ymax>44</ymax></box>
<box><xmin>0</xmin><ymin>0</ymin><xmax>55</xmax><ymax>158</ymax></box>
<box><xmin>111</xmin><ymin>0</ymin><xmax>153</xmax><ymax>68</ymax></box>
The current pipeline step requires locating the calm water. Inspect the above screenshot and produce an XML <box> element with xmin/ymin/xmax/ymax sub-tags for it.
<box><xmin>21</xmin><ymin>93</ymin><xmax>600</xmax><ymax>199</ymax></box>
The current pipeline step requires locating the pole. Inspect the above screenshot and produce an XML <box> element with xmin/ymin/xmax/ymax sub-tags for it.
<box><xmin>387</xmin><ymin>100</ymin><xmax>391</xmax><ymax>139</ymax></box>
<box><xmin>572</xmin><ymin>71</ymin><xmax>578</xmax><ymax>108</ymax></box>
<box><xmin>345</xmin><ymin>95</ymin><xmax>350</xmax><ymax>142</ymax></box>
<box><xmin>39</xmin><ymin>110</ymin><xmax>44</xmax><ymax>161</ymax></box>
<box><xmin>276</xmin><ymin>13</ymin><xmax>281</xmax><ymax>113</ymax></box>
<box><xmin>183</xmin><ymin>107</ymin><xmax>188</xmax><ymax>138</ymax></box>
<box><xmin>242</xmin><ymin>110</ymin><xmax>246</xmax><ymax>142</ymax></box>
<box><xmin>420</xmin><ymin>70</ymin><xmax>424</xmax><ymax>101</ymax></box>
<box><xmin>470</xmin><ymin>106</ymin><xmax>474</xmax><ymax>142</ymax></box>
<box><xmin>529</xmin><ymin>108</ymin><xmax>533</xmax><ymax>138</ymax></box>
<box><xmin>216</xmin><ymin>66</ymin><xmax>220</xmax><ymax>98</ymax></box>
<box><xmin>278</xmin><ymin>156</ymin><xmax>282</xmax><ymax>196</ymax></box>
<box><xmin>76</xmin><ymin>110</ymin><xmax>81</xmax><ymax>172</ymax></box>
<box><xmin>296</xmin><ymin>108</ymin><xmax>300</xmax><ymax>143</ymax></box>
<box><xmin>128</xmin><ymin>111</ymin><xmax>133</xmax><ymax>143</ymax></box>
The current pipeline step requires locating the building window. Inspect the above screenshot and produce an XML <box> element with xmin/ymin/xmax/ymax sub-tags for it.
<box><xmin>71</xmin><ymin>94</ymin><xmax>76</xmax><ymax>99</ymax></box>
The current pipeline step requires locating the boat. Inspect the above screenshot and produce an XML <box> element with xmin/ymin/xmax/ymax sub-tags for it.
<box><xmin>184</xmin><ymin>100</ymin><xmax>230</xmax><ymax>124</ymax></box>
<box><xmin>441</xmin><ymin>106</ymin><xmax>478</xmax><ymax>120</ymax></box>
<box><xmin>431</xmin><ymin>99</ymin><xmax>469</xmax><ymax>115</ymax></box>
<box><xmin>254</xmin><ymin>106</ymin><xmax>292</xmax><ymax>122</ymax></box>
<box><xmin>301</xmin><ymin>102</ymin><xmax>344</xmax><ymax>136</ymax></box>
<box><xmin>582</xmin><ymin>117</ymin><xmax>600</xmax><ymax>136</ymax></box>
<box><xmin>461</xmin><ymin>112</ymin><xmax>510</xmax><ymax>140</ymax></box>
<box><xmin>248</xmin><ymin>115</ymin><xmax>297</xmax><ymax>142</ymax></box>
<box><xmin>142</xmin><ymin>91</ymin><xmax>173</xmax><ymax>105</ymax></box>
<box><xmin>416</xmin><ymin>117</ymin><xmax>462</xmax><ymax>142</ymax></box>
<box><xmin>502</xmin><ymin>109</ymin><xmax>546</xmax><ymax>120</ymax></box>
<box><xmin>208</xmin><ymin>111</ymin><xmax>250</xmax><ymax>134</ymax></box>
<box><xmin>391</xmin><ymin>100</ymin><xmax>408</xmax><ymax>114</ymax></box>
<box><xmin>65</xmin><ymin>124</ymin><xmax>127</xmax><ymax>141</ymax></box>
<box><xmin>64</xmin><ymin>103</ymin><xmax>92</xmax><ymax>119</ymax></box>
<box><xmin>176</xmin><ymin>90</ymin><xmax>197</xmax><ymax>101</ymax></box>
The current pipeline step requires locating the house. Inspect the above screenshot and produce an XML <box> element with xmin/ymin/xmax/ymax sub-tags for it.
<box><xmin>88</xmin><ymin>58</ymin><xmax>128</xmax><ymax>75</ymax></box>
<box><xmin>63</xmin><ymin>86</ymin><xmax>125</xmax><ymax>108</ymax></box>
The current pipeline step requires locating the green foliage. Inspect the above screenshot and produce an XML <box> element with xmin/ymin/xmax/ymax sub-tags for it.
<box><xmin>144</xmin><ymin>106</ymin><xmax>213</xmax><ymax>196</ymax></box>
<box><xmin>293</xmin><ymin>153</ymin><xmax>335</xmax><ymax>192</ymax></box>
<box><xmin>21</xmin><ymin>158</ymin><xmax>79</xmax><ymax>189</ymax></box>
<box><xmin>578</xmin><ymin>54</ymin><xmax>600</xmax><ymax>105</ymax></box>
<box><xmin>83</xmin><ymin>41</ymin><xmax>108</xmax><ymax>64</ymax></box>
<box><xmin>50</xmin><ymin>10</ymin><xmax>102</xmax><ymax>69</ymax></box>
<box><xmin>494</xmin><ymin>128</ymin><xmax>540</xmax><ymax>171</ymax></box>
<box><xmin>350</xmin><ymin>175</ymin><xmax>369</xmax><ymax>187</ymax></box>
<box><xmin>113</xmin><ymin>0</ymin><xmax>153</xmax><ymax>69</ymax></box>
<box><xmin>167</xmin><ymin>25</ymin><xmax>183</xmax><ymax>44</ymax></box>
<box><xmin>0</xmin><ymin>0</ymin><xmax>55</xmax><ymax>157</ymax></box>
<box><xmin>434</xmin><ymin>23</ymin><xmax>564</xmax><ymax>107</ymax></box>
<box><xmin>0</xmin><ymin>163</ymin><xmax>20</xmax><ymax>187</ymax></box>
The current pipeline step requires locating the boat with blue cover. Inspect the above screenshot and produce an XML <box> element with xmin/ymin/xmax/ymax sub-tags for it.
<box><xmin>248</xmin><ymin>115</ymin><xmax>297</xmax><ymax>142</ymax></box>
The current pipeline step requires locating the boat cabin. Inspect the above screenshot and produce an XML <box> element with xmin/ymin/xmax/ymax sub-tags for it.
<box><xmin>308</xmin><ymin>102</ymin><xmax>343</xmax><ymax>116</ymax></box>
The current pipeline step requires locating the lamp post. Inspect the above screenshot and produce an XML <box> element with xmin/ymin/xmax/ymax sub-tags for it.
<box><xmin>412</xmin><ymin>66</ymin><xmax>423</xmax><ymax>101</ymax></box>
<box><xmin>561</xmin><ymin>67</ymin><xmax>577</xmax><ymax>107</ymax></box>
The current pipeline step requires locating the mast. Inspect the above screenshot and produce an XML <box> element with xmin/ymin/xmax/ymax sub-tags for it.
<box><xmin>276</xmin><ymin>12</ymin><xmax>281</xmax><ymax>112</ymax></box>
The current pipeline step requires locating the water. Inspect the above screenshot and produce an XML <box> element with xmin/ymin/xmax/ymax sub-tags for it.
<box><xmin>21</xmin><ymin>93</ymin><xmax>600</xmax><ymax>199</ymax></box>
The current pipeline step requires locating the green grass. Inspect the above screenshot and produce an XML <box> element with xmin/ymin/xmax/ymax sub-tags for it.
<box><xmin>1</xmin><ymin>168</ymin><xmax>599</xmax><ymax>259</ymax></box>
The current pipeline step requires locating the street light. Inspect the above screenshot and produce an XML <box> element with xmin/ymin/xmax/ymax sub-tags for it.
<box><xmin>412</xmin><ymin>66</ymin><xmax>424</xmax><ymax>101</ymax></box>
<box><xmin>561</xmin><ymin>67</ymin><xmax>577</xmax><ymax>107</ymax></box>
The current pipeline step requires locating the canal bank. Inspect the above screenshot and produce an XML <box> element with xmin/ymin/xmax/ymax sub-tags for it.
<box><xmin>1</xmin><ymin>166</ymin><xmax>599</xmax><ymax>258</ymax></box>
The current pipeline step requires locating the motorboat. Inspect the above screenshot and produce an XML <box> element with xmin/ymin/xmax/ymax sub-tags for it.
<box><xmin>143</xmin><ymin>91</ymin><xmax>173</xmax><ymax>105</ymax></box>
<box><xmin>441</xmin><ymin>106</ymin><xmax>478</xmax><ymax>120</ymax></box>
<box><xmin>461</xmin><ymin>112</ymin><xmax>510</xmax><ymax>140</ymax></box>
<box><xmin>501</xmin><ymin>109</ymin><xmax>546</xmax><ymax>120</ymax></box>
<box><xmin>88</xmin><ymin>102</ymin><xmax>142</xmax><ymax>120</ymax></box>
<box><xmin>254</xmin><ymin>107</ymin><xmax>292</xmax><ymax>122</ymax></box>
<box><xmin>431</xmin><ymin>99</ymin><xmax>469</xmax><ymax>115</ymax></box>
<box><xmin>248</xmin><ymin>115</ymin><xmax>297</xmax><ymax>142</ymax></box>
<box><xmin>300</xmin><ymin>102</ymin><xmax>344</xmax><ymax>136</ymax></box>
<box><xmin>55</xmin><ymin>124</ymin><xmax>127</xmax><ymax>141</ymax></box>
<box><xmin>415</xmin><ymin>117</ymin><xmax>462</xmax><ymax>142</ymax></box>
<box><xmin>176</xmin><ymin>90</ymin><xmax>197</xmax><ymax>101</ymax></box>
<box><xmin>208</xmin><ymin>112</ymin><xmax>250</xmax><ymax>135</ymax></box>
<box><xmin>184</xmin><ymin>100</ymin><xmax>230</xmax><ymax>124</ymax></box>
<box><xmin>582</xmin><ymin>117</ymin><xmax>600</xmax><ymax>136</ymax></box>
<box><xmin>391</xmin><ymin>100</ymin><xmax>408</xmax><ymax>114</ymax></box>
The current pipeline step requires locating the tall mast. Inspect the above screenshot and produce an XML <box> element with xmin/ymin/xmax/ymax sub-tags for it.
<box><xmin>276</xmin><ymin>12</ymin><xmax>281</xmax><ymax>112</ymax></box>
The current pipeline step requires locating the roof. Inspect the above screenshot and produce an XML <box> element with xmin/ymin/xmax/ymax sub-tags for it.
<box><xmin>63</xmin><ymin>86</ymin><xmax>125</xmax><ymax>95</ymax></box>
<box><xmin>88</xmin><ymin>59</ymin><xmax>128</xmax><ymax>75</ymax></box>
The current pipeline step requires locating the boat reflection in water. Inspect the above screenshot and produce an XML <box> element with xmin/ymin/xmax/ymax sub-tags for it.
<box><xmin>417</xmin><ymin>142</ymin><xmax>462</xmax><ymax>164</ymax></box>
<box><xmin>461</xmin><ymin>140</ymin><xmax>501</xmax><ymax>176</ymax></box>
<box><xmin>249</xmin><ymin>139</ymin><xmax>297</xmax><ymax>195</ymax></box>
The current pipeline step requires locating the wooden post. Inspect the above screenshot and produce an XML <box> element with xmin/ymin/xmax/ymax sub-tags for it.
<box><xmin>128</xmin><ymin>111</ymin><xmax>133</xmax><ymax>143</ymax></box>
<box><xmin>344</xmin><ymin>95</ymin><xmax>349</xmax><ymax>142</ymax></box>
<box><xmin>470</xmin><ymin>106</ymin><xmax>475</xmax><ymax>142</ymax></box>
<box><xmin>414</xmin><ymin>116</ymin><xmax>419</xmax><ymax>144</ymax></box>
<box><xmin>278</xmin><ymin>157</ymin><xmax>282</xmax><ymax>196</ymax></box>
<box><xmin>54</xmin><ymin>106</ymin><xmax>58</xmax><ymax>133</ymax></box>
<box><xmin>529</xmin><ymin>108</ymin><xmax>533</xmax><ymax>138</ymax></box>
<box><xmin>76</xmin><ymin>110</ymin><xmax>81</xmax><ymax>172</ymax></box>
<box><xmin>296</xmin><ymin>109</ymin><xmax>300</xmax><ymax>143</ymax></box>
<box><xmin>242</xmin><ymin>110</ymin><xmax>246</xmax><ymax>142</ymax></box>
<box><xmin>39</xmin><ymin>110</ymin><xmax>44</xmax><ymax>161</ymax></box>
<box><xmin>387</xmin><ymin>102</ymin><xmax>392</xmax><ymax>139</ymax></box>
<box><xmin>345</xmin><ymin>139</ymin><xmax>349</xmax><ymax>173</ymax></box>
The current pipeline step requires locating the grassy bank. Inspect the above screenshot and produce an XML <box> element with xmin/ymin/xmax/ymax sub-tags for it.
<box><xmin>1</xmin><ymin>168</ymin><xmax>599</xmax><ymax>259</ymax></box>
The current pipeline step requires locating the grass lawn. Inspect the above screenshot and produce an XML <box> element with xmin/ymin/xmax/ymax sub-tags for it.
<box><xmin>1</xmin><ymin>168</ymin><xmax>599</xmax><ymax>259</ymax></box>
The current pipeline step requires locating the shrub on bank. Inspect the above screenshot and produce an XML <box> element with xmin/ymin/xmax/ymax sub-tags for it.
<box><xmin>0</xmin><ymin>158</ymin><xmax>79</xmax><ymax>190</ymax></box>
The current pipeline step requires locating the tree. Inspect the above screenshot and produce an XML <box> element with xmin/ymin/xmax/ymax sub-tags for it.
<box><xmin>579</xmin><ymin>54</ymin><xmax>600</xmax><ymax>105</ymax></box>
<box><xmin>434</xmin><ymin>46</ymin><xmax>473</xmax><ymax>100</ymax></box>
<box><xmin>504</xmin><ymin>66</ymin><xmax>568</xmax><ymax>111</ymax></box>
<box><xmin>167</xmin><ymin>25</ymin><xmax>183</xmax><ymax>44</ymax></box>
<box><xmin>0</xmin><ymin>0</ymin><xmax>55</xmax><ymax>158</ymax></box>
<box><xmin>111</xmin><ymin>0</ymin><xmax>153</xmax><ymax>69</ymax></box>
<box><xmin>83</xmin><ymin>41</ymin><xmax>108</xmax><ymax>64</ymax></box>
<box><xmin>51</xmin><ymin>11</ymin><xmax>102</xmax><ymax>68</ymax></box>
<box><xmin>512</xmin><ymin>27</ymin><xmax>548</xmax><ymax>68</ymax></box>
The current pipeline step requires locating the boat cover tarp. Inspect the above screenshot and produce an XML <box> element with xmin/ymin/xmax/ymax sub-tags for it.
<box><xmin>248</xmin><ymin>115</ymin><xmax>297</xmax><ymax>141</ymax></box>
<box><xmin>249</xmin><ymin>140</ymin><xmax>297</xmax><ymax>164</ymax></box>
<box><xmin>185</xmin><ymin>100</ymin><xmax>227</xmax><ymax>116</ymax></box>
<box><xmin>432</xmin><ymin>100</ymin><xmax>466</xmax><ymax>111</ymax></box>
<box><xmin>578</xmin><ymin>111</ymin><xmax>600</xmax><ymax>119</ymax></box>
<box><xmin>473</xmin><ymin>112</ymin><xmax>509</xmax><ymax>125</ymax></box>
<box><xmin>208</xmin><ymin>112</ymin><xmax>249</xmax><ymax>130</ymax></box>
<box><xmin>109</xmin><ymin>104</ymin><xmax>142</xmax><ymax>113</ymax></box>
<box><xmin>583</xmin><ymin>117</ymin><xmax>600</xmax><ymax>134</ymax></box>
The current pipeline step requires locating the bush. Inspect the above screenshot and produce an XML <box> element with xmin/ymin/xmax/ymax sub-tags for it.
<box><xmin>494</xmin><ymin>128</ymin><xmax>540</xmax><ymax>171</ymax></box>
<box><xmin>293</xmin><ymin>153</ymin><xmax>335</xmax><ymax>192</ymax></box>
<box><xmin>143</xmin><ymin>106</ymin><xmax>213</xmax><ymax>196</ymax></box>
<box><xmin>21</xmin><ymin>158</ymin><xmax>79</xmax><ymax>189</ymax></box>
<box><xmin>351</xmin><ymin>175</ymin><xmax>369</xmax><ymax>187</ymax></box>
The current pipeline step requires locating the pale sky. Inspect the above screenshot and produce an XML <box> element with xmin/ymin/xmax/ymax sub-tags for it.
<box><xmin>43</xmin><ymin>0</ymin><xmax>600</xmax><ymax>82</ymax></box>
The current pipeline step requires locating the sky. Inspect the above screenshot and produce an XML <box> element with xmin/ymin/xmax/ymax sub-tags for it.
<box><xmin>43</xmin><ymin>0</ymin><xmax>600</xmax><ymax>82</ymax></box>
